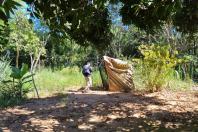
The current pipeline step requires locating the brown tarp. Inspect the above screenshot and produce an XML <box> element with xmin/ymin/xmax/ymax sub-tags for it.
<box><xmin>103</xmin><ymin>56</ymin><xmax>135</xmax><ymax>92</ymax></box>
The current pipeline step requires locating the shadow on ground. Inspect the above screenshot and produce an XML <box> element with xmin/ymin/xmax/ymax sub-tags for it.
<box><xmin>0</xmin><ymin>91</ymin><xmax>198</xmax><ymax>131</ymax></box>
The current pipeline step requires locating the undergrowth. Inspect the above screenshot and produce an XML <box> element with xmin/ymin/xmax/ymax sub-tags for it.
<box><xmin>30</xmin><ymin>67</ymin><xmax>102</xmax><ymax>97</ymax></box>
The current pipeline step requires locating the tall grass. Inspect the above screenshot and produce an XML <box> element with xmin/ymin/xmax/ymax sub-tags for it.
<box><xmin>133</xmin><ymin>65</ymin><xmax>193</xmax><ymax>92</ymax></box>
<box><xmin>31</xmin><ymin>67</ymin><xmax>102</xmax><ymax>97</ymax></box>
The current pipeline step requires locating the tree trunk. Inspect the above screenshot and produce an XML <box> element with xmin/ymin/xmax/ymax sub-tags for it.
<box><xmin>32</xmin><ymin>50</ymin><xmax>42</xmax><ymax>73</ymax></box>
<box><xmin>38</xmin><ymin>58</ymin><xmax>41</xmax><ymax>71</ymax></box>
<box><xmin>16</xmin><ymin>46</ymin><xmax>19</xmax><ymax>68</ymax></box>
<box><xmin>31</xmin><ymin>34</ymin><xmax>50</xmax><ymax>72</ymax></box>
<box><xmin>30</xmin><ymin>54</ymin><xmax>33</xmax><ymax>71</ymax></box>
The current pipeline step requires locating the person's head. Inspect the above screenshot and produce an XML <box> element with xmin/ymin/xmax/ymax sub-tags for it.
<box><xmin>85</xmin><ymin>61</ymin><xmax>91</xmax><ymax>66</ymax></box>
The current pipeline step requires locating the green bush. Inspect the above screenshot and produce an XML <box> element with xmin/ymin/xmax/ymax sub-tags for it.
<box><xmin>0</xmin><ymin>62</ymin><xmax>32</xmax><ymax>107</ymax></box>
<box><xmin>9</xmin><ymin>64</ymin><xmax>32</xmax><ymax>98</ymax></box>
<box><xmin>0</xmin><ymin>83</ymin><xmax>25</xmax><ymax>107</ymax></box>
<box><xmin>0</xmin><ymin>58</ymin><xmax>15</xmax><ymax>107</ymax></box>
<box><xmin>134</xmin><ymin>44</ymin><xmax>183</xmax><ymax>92</ymax></box>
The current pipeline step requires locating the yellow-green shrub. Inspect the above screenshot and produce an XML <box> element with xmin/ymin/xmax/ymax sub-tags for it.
<box><xmin>135</xmin><ymin>44</ymin><xmax>182</xmax><ymax>92</ymax></box>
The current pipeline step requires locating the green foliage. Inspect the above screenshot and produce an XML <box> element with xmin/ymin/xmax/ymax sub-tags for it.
<box><xmin>0</xmin><ymin>57</ymin><xmax>11</xmax><ymax>82</ymax></box>
<box><xmin>21</xmin><ymin>0</ymin><xmax>198</xmax><ymax>48</ymax></box>
<box><xmin>107</xmin><ymin>25</ymin><xmax>148</xmax><ymax>58</ymax></box>
<box><xmin>177</xmin><ymin>55</ymin><xmax>198</xmax><ymax>82</ymax></box>
<box><xmin>7</xmin><ymin>11</ymin><xmax>44</xmax><ymax>68</ymax></box>
<box><xmin>10</xmin><ymin>63</ymin><xmax>28</xmax><ymax>79</ymax></box>
<box><xmin>120</xmin><ymin>0</ymin><xmax>198</xmax><ymax>34</ymax></box>
<box><xmin>133</xmin><ymin>64</ymin><xmax>192</xmax><ymax>92</ymax></box>
<box><xmin>135</xmin><ymin>44</ymin><xmax>182</xmax><ymax>92</ymax></box>
<box><xmin>174</xmin><ymin>1</ymin><xmax>198</xmax><ymax>34</ymax></box>
<box><xmin>0</xmin><ymin>83</ymin><xmax>25</xmax><ymax>107</ymax></box>
<box><xmin>8</xmin><ymin>11</ymin><xmax>41</xmax><ymax>52</ymax></box>
<box><xmin>0</xmin><ymin>58</ymin><xmax>30</xmax><ymax>107</ymax></box>
<box><xmin>6</xmin><ymin>63</ymin><xmax>32</xmax><ymax>98</ymax></box>
<box><xmin>0</xmin><ymin>0</ymin><xmax>21</xmax><ymax>21</ymax></box>
<box><xmin>0</xmin><ymin>58</ymin><xmax>12</xmax><ymax>107</ymax></box>
<box><xmin>108</xmin><ymin>26</ymin><xmax>129</xmax><ymax>58</ymax></box>
<box><xmin>45</xmin><ymin>36</ymin><xmax>100</xmax><ymax>68</ymax></box>
<box><xmin>0</xmin><ymin>20</ymin><xmax>9</xmax><ymax>49</ymax></box>
<box><xmin>33</xmin><ymin>67</ymin><xmax>102</xmax><ymax>97</ymax></box>
<box><xmin>24</xmin><ymin>0</ymin><xmax>112</xmax><ymax>50</ymax></box>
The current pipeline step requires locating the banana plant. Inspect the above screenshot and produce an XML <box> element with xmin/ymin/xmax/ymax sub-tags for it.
<box><xmin>9</xmin><ymin>63</ymin><xmax>33</xmax><ymax>98</ymax></box>
<box><xmin>0</xmin><ymin>57</ymin><xmax>11</xmax><ymax>82</ymax></box>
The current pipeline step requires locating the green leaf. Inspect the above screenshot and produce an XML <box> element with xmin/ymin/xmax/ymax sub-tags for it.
<box><xmin>22</xmin><ymin>74</ymin><xmax>34</xmax><ymax>81</ymax></box>
<box><xmin>2</xmin><ymin>80</ymin><xmax>13</xmax><ymax>84</ymax></box>
<box><xmin>20</xmin><ymin>63</ymin><xmax>28</xmax><ymax>77</ymax></box>
<box><xmin>22</xmin><ymin>79</ymin><xmax>32</xmax><ymax>84</ymax></box>
<box><xmin>10</xmin><ymin>67</ymin><xmax>21</xmax><ymax>79</ymax></box>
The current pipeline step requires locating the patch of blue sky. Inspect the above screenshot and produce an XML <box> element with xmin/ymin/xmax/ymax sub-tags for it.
<box><xmin>108</xmin><ymin>3</ymin><xmax>128</xmax><ymax>30</ymax></box>
<box><xmin>13</xmin><ymin>1</ymin><xmax>50</xmax><ymax>33</ymax></box>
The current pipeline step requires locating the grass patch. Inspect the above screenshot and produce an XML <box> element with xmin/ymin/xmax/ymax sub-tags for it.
<box><xmin>133</xmin><ymin>66</ymin><xmax>193</xmax><ymax>92</ymax></box>
<box><xmin>0</xmin><ymin>96</ymin><xmax>25</xmax><ymax>108</ymax></box>
<box><xmin>167</xmin><ymin>79</ymin><xmax>193</xmax><ymax>91</ymax></box>
<box><xmin>29</xmin><ymin>67</ymin><xmax>102</xmax><ymax>97</ymax></box>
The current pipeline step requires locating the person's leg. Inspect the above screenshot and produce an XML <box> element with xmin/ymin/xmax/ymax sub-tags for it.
<box><xmin>84</xmin><ymin>76</ymin><xmax>90</xmax><ymax>91</ymax></box>
<box><xmin>88</xmin><ymin>76</ymin><xmax>92</xmax><ymax>88</ymax></box>
<box><xmin>85</xmin><ymin>76</ymin><xmax>88</xmax><ymax>86</ymax></box>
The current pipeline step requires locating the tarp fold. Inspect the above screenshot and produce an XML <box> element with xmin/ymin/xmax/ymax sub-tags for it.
<box><xmin>103</xmin><ymin>56</ymin><xmax>135</xmax><ymax>92</ymax></box>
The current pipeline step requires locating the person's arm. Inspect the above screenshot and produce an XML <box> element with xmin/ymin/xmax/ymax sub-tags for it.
<box><xmin>89</xmin><ymin>66</ymin><xmax>93</xmax><ymax>73</ymax></box>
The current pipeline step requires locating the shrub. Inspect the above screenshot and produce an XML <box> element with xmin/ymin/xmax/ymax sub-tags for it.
<box><xmin>134</xmin><ymin>44</ymin><xmax>182</xmax><ymax>92</ymax></box>
<box><xmin>0</xmin><ymin>62</ymin><xmax>32</xmax><ymax>107</ymax></box>
<box><xmin>9</xmin><ymin>64</ymin><xmax>32</xmax><ymax>98</ymax></box>
<box><xmin>0</xmin><ymin>83</ymin><xmax>24</xmax><ymax>107</ymax></box>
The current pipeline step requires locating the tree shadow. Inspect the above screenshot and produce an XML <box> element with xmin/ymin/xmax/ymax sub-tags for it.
<box><xmin>0</xmin><ymin>91</ymin><xmax>197</xmax><ymax>131</ymax></box>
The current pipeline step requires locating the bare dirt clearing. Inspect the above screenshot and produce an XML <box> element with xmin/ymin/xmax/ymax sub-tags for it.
<box><xmin>0</xmin><ymin>90</ymin><xmax>198</xmax><ymax>132</ymax></box>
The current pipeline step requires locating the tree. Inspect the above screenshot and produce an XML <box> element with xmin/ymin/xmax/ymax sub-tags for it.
<box><xmin>107</xmin><ymin>26</ymin><xmax>129</xmax><ymax>58</ymax></box>
<box><xmin>24</xmin><ymin>0</ymin><xmax>197</xmax><ymax>42</ymax></box>
<box><xmin>2</xmin><ymin>0</ymin><xmax>197</xmax><ymax>50</ymax></box>
<box><xmin>104</xmin><ymin>25</ymin><xmax>150</xmax><ymax>58</ymax></box>
<box><xmin>120</xmin><ymin>0</ymin><xmax>198</xmax><ymax>34</ymax></box>
<box><xmin>24</xmin><ymin>0</ymin><xmax>112</xmax><ymax>50</ymax></box>
<box><xmin>8</xmin><ymin>11</ymin><xmax>43</xmax><ymax>69</ymax></box>
<box><xmin>0</xmin><ymin>20</ymin><xmax>9</xmax><ymax>50</ymax></box>
<box><xmin>0</xmin><ymin>0</ymin><xmax>22</xmax><ymax>21</ymax></box>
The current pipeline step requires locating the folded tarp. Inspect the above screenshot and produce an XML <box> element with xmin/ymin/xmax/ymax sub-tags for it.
<box><xmin>103</xmin><ymin>56</ymin><xmax>135</xmax><ymax>92</ymax></box>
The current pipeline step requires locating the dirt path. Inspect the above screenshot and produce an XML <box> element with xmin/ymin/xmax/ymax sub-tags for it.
<box><xmin>0</xmin><ymin>90</ymin><xmax>198</xmax><ymax>132</ymax></box>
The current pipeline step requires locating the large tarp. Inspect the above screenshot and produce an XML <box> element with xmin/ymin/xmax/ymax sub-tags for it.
<box><xmin>103</xmin><ymin>56</ymin><xmax>135</xmax><ymax>92</ymax></box>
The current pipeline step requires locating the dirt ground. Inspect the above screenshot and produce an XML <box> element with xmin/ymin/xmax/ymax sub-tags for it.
<box><xmin>0</xmin><ymin>89</ymin><xmax>198</xmax><ymax>132</ymax></box>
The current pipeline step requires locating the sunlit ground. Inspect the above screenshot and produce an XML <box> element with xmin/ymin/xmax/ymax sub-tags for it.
<box><xmin>1</xmin><ymin>90</ymin><xmax>198</xmax><ymax>131</ymax></box>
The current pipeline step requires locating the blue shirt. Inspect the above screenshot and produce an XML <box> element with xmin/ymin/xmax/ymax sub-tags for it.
<box><xmin>82</xmin><ymin>64</ymin><xmax>92</xmax><ymax>76</ymax></box>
